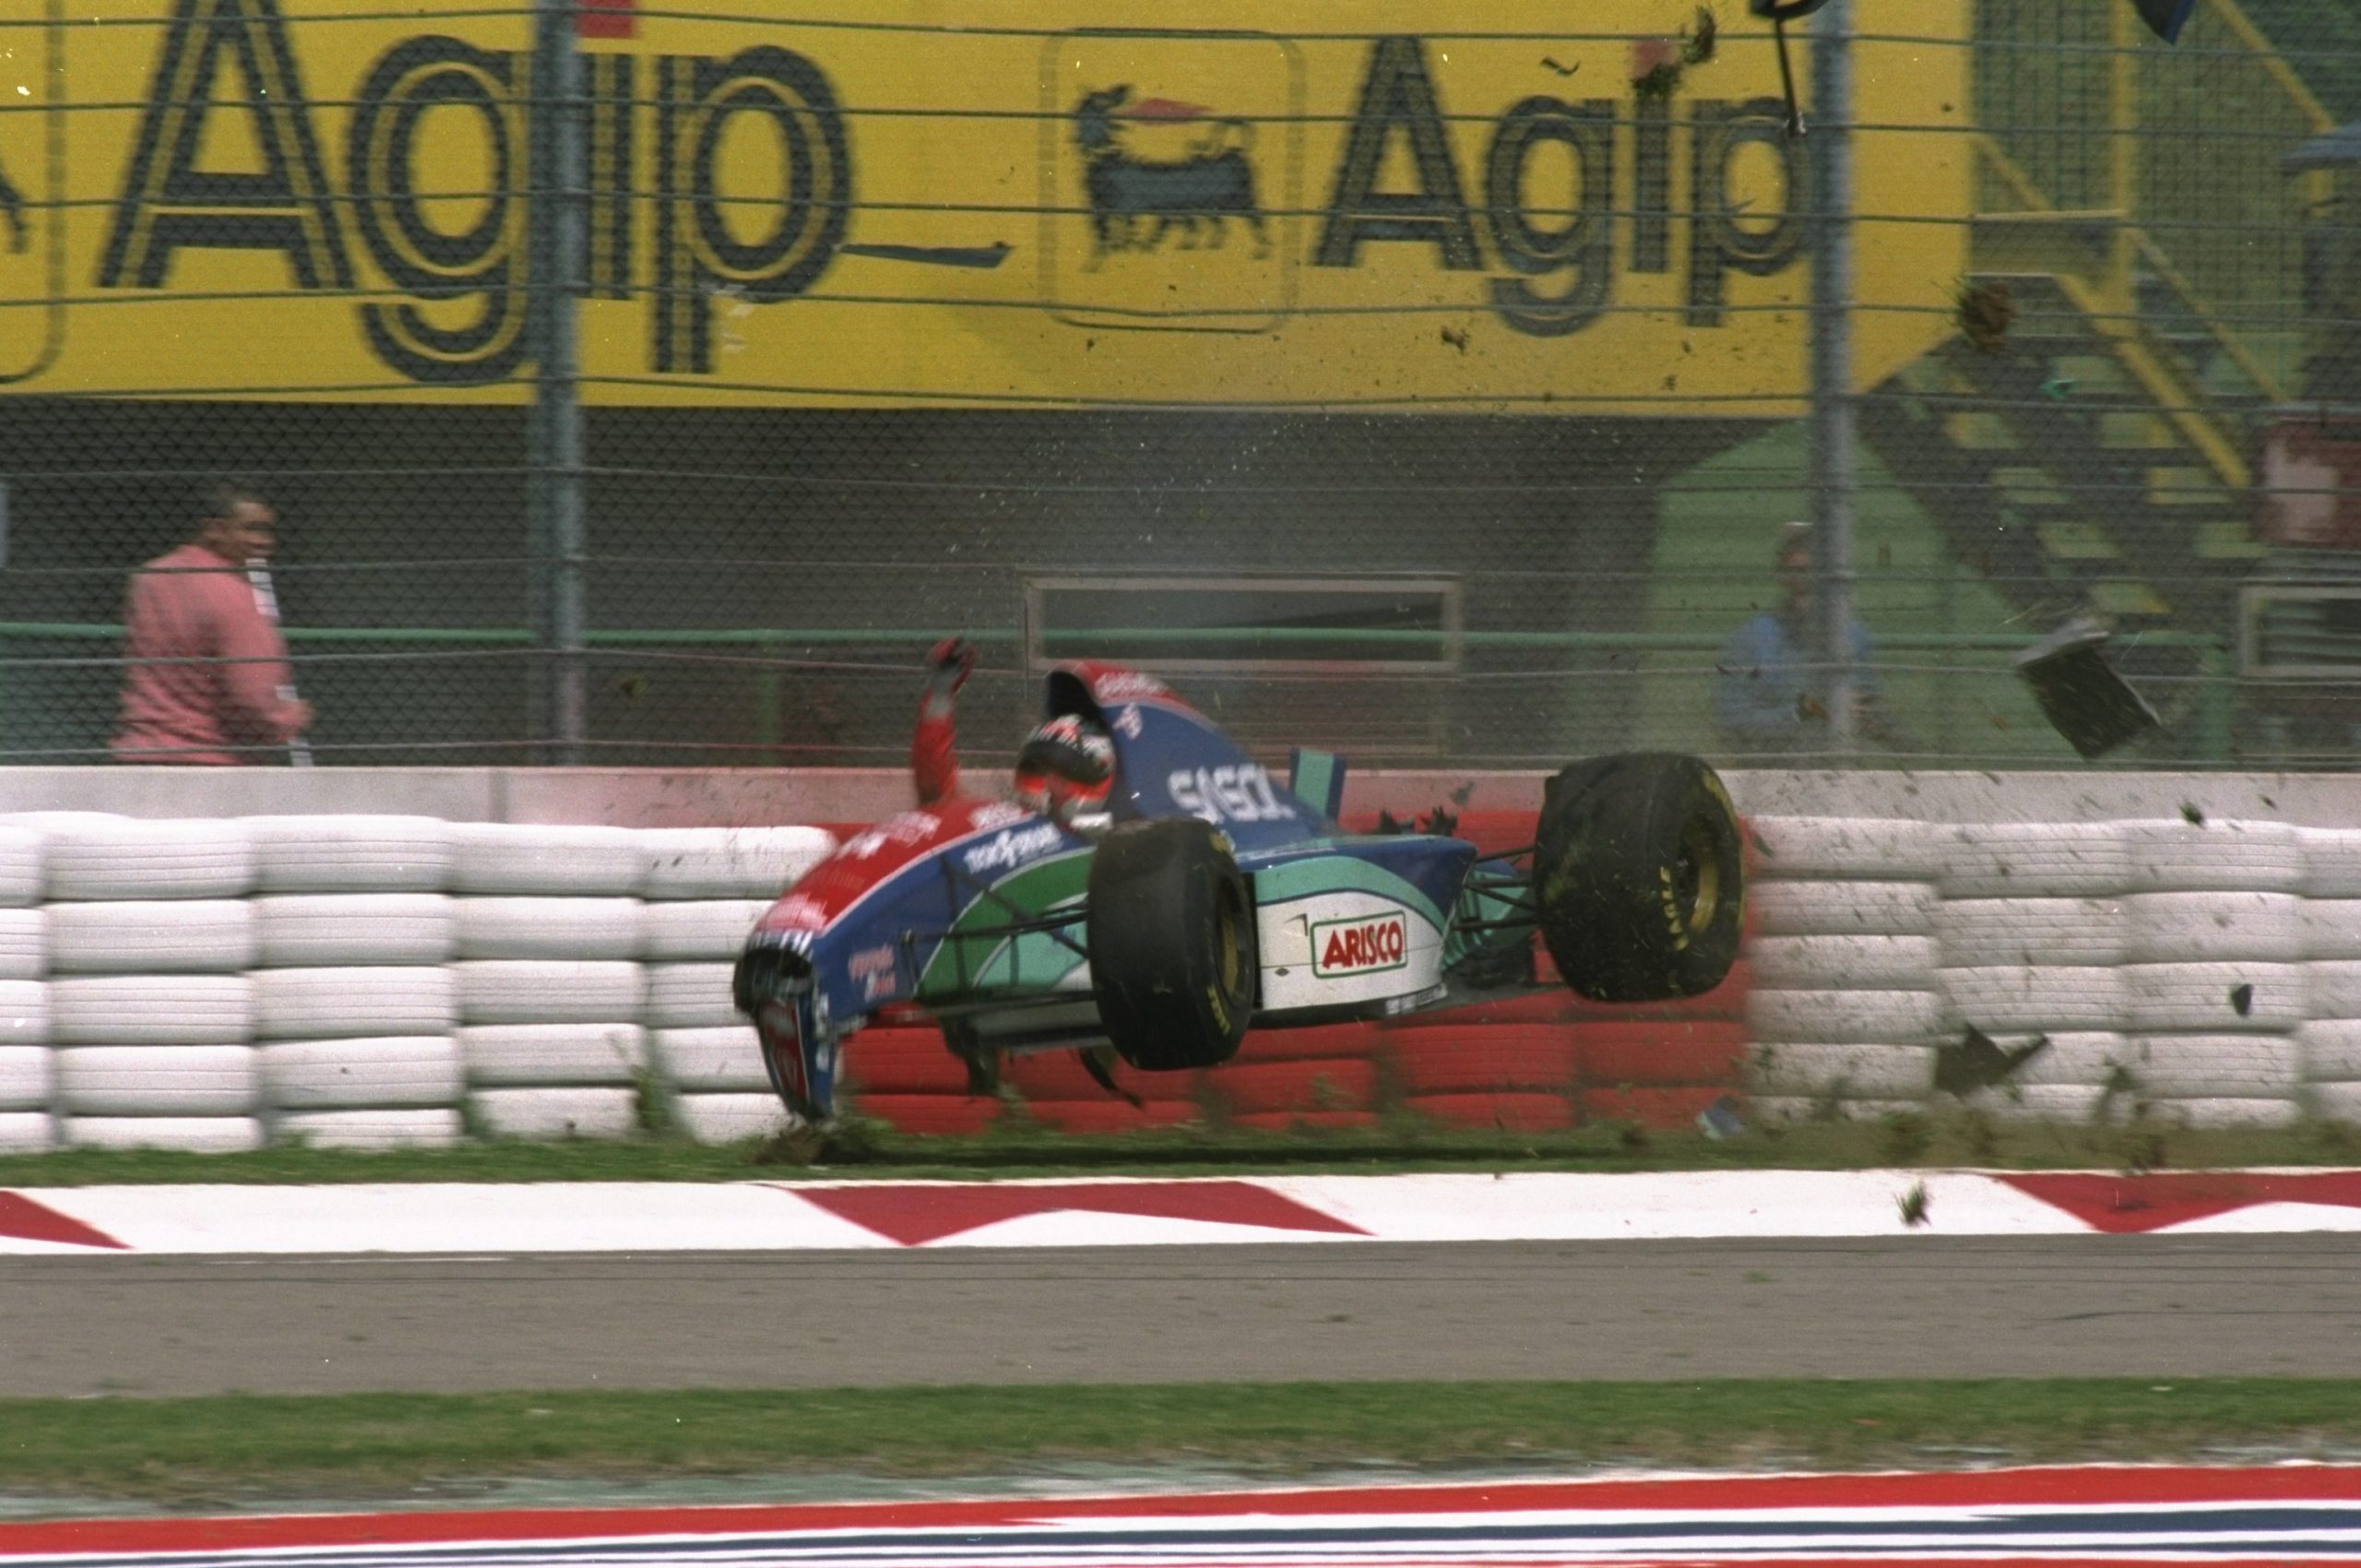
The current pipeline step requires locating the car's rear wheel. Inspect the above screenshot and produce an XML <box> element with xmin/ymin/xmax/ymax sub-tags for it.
<box><xmin>1534</xmin><ymin>752</ymin><xmax>1744</xmax><ymax>1002</ymax></box>
<box><xmin>1086</xmin><ymin>818</ymin><xmax>1255</xmax><ymax>1072</ymax></box>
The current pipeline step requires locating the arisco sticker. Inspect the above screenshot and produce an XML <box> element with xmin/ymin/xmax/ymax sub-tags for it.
<box><xmin>1312</xmin><ymin>910</ymin><xmax>1408</xmax><ymax>978</ymax></box>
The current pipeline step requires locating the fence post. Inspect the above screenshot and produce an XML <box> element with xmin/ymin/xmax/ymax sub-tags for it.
<box><xmin>1807</xmin><ymin>0</ymin><xmax>1859</xmax><ymax>755</ymax></box>
<box><xmin>528</xmin><ymin>0</ymin><xmax>588</xmax><ymax>764</ymax></box>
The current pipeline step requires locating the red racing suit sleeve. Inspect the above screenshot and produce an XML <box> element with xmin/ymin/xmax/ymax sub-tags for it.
<box><xmin>911</xmin><ymin>693</ymin><xmax>960</xmax><ymax>806</ymax></box>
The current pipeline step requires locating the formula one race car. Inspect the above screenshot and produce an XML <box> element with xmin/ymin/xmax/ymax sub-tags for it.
<box><xmin>733</xmin><ymin>661</ymin><xmax>1744</xmax><ymax>1123</ymax></box>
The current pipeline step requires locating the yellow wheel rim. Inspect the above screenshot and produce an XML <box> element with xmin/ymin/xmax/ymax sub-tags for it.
<box><xmin>1677</xmin><ymin>814</ymin><xmax>1723</xmax><ymax>938</ymax></box>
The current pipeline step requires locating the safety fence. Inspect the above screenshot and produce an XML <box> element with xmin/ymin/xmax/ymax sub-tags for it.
<box><xmin>0</xmin><ymin>801</ymin><xmax>2357</xmax><ymax>1153</ymax></box>
<box><xmin>0</xmin><ymin>1</ymin><xmax>2354</xmax><ymax>769</ymax></box>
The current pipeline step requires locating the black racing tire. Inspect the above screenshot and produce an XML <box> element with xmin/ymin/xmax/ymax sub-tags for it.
<box><xmin>1086</xmin><ymin>818</ymin><xmax>1256</xmax><ymax>1072</ymax></box>
<box><xmin>1534</xmin><ymin>752</ymin><xmax>1744</xmax><ymax>1003</ymax></box>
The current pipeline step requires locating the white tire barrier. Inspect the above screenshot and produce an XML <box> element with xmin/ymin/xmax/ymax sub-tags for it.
<box><xmin>455</xmin><ymin>898</ymin><xmax>644</xmax><ymax>961</ymax></box>
<box><xmin>1958</xmin><ymin>1082</ymin><xmax>2113</xmax><ymax>1123</ymax></box>
<box><xmin>63</xmin><ymin>1115</ymin><xmax>264</xmax><ymax>1153</ymax></box>
<box><xmin>0</xmin><ymin>980</ymin><xmax>47</xmax><ymax>1045</ymax></box>
<box><xmin>0</xmin><ymin>827</ymin><xmax>43</xmax><ymax>907</ymax></box>
<box><xmin>456</xmin><ymin>960</ymin><xmax>644</xmax><ymax>1025</ymax></box>
<box><xmin>1982</xmin><ymin>1030</ymin><xmax>2136</xmax><ymax>1087</ymax></box>
<box><xmin>2302</xmin><ymin>902</ymin><xmax>2361</xmax><ymax>963</ymax></box>
<box><xmin>638</xmin><ymin>827</ymin><xmax>835</xmax><ymax>900</ymax></box>
<box><xmin>469</xmin><ymin>1086</ymin><xmax>640</xmax><ymax>1141</ymax></box>
<box><xmin>46</xmin><ymin>900</ymin><xmax>257</xmax><ymax>975</ymax></box>
<box><xmin>276</xmin><ymin>1108</ymin><xmax>465</xmax><ymax>1150</ymax></box>
<box><xmin>642</xmin><ymin>963</ymin><xmax>741</xmax><ymax>1029</ymax></box>
<box><xmin>673</xmin><ymin>1092</ymin><xmax>791</xmax><ymax>1145</ymax></box>
<box><xmin>652</xmin><ymin>1025</ymin><xmax>766</xmax><ymax>1092</ymax></box>
<box><xmin>2144</xmin><ymin>1097</ymin><xmax>2302</xmax><ymax>1130</ymax></box>
<box><xmin>1935</xmin><ymin>822</ymin><xmax>2129</xmax><ymax>899</ymax></box>
<box><xmin>2301</xmin><ymin>827</ymin><xmax>2361</xmax><ymax>898</ymax></box>
<box><xmin>1937</xmin><ymin>967</ymin><xmax>2124</xmax><ymax>1035</ymax></box>
<box><xmin>1743</xmin><ymin>816</ymin><xmax>1935</xmax><ymax>880</ymax></box>
<box><xmin>452</xmin><ymin>825</ymin><xmax>644</xmax><ymax>897</ymax></box>
<box><xmin>2123</xmin><ymin>818</ymin><xmax>2307</xmax><ymax>894</ymax></box>
<box><xmin>254</xmin><ymin>894</ymin><xmax>457</xmax><ymax>968</ymax></box>
<box><xmin>641</xmin><ymin>900</ymin><xmax>771</xmax><ymax>961</ymax></box>
<box><xmin>253</xmin><ymin>967</ymin><xmax>457</xmax><ymax>1040</ymax></box>
<box><xmin>34</xmin><ymin>819</ymin><xmax>256</xmax><ymax>902</ymax></box>
<box><xmin>1748</xmin><ymin>1041</ymin><xmax>1937</xmax><ymax>1099</ymax></box>
<box><xmin>49</xmin><ymin>975</ymin><xmax>251</xmax><ymax>1046</ymax></box>
<box><xmin>55</xmin><ymin>1045</ymin><xmax>259</xmax><ymax>1116</ymax></box>
<box><xmin>0</xmin><ymin>1045</ymin><xmax>51</xmax><ymax>1111</ymax></box>
<box><xmin>1743</xmin><ymin>987</ymin><xmax>1942</xmax><ymax>1047</ymax></box>
<box><xmin>2120</xmin><ymin>962</ymin><xmax>2308</xmax><ymax>1034</ymax></box>
<box><xmin>0</xmin><ymin>909</ymin><xmax>43</xmax><ymax>981</ymax></box>
<box><xmin>260</xmin><ymin>1037</ymin><xmax>464</xmax><ymax>1110</ymax></box>
<box><xmin>459</xmin><ymin>1023</ymin><xmax>647</xmax><ymax>1086</ymax></box>
<box><xmin>2122</xmin><ymin>892</ymin><xmax>2306</xmax><ymax>965</ymax></box>
<box><xmin>1749</xmin><ymin>1096</ymin><xmax>1924</xmax><ymax>1124</ymax></box>
<box><xmin>1744</xmin><ymin>935</ymin><xmax>1936</xmax><ymax>992</ymax></box>
<box><xmin>2312</xmin><ymin>1082</ymin><xmax>2361</xmax><ymax>1123</ymax></box>
<box><xmin>0</xmin><ymin>1112</ymin><xmax>54</xmax><ymax>1154</ymax></box>
<box><xmin>1749</xmin><ymin>880</ymin><xmax>1938</xmax><ymax>938</ymax></box>
<box><xmin>2312</xmin><ymin>962</ymin><xmax>2361</xmax><ymax>1019</ymax></box>
<box><xmin>2118</xmin><ymin>1034</ymin><xmax>2303</xmax><ymax>1099</ymax></box>
<box><xmin>243</xmin><ymin>815</ymin><xmax>457</xmax><ymax>894</ymax></box>
<box><xmin>2298</xmin><ymin>1020</ymin><xmax>2361</xmax><ymax>1082</ymax></box>
<box><xmin>1934</xmin><ymin>897</ymin><xmax>2126</xmax><ymax>970</ymax></box>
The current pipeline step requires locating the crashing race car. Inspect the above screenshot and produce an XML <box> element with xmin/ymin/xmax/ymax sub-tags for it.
<box><xmin>732</xmin><ymin>661</ymin><xmax>1745</xmax><ymax>1123</ymax></box>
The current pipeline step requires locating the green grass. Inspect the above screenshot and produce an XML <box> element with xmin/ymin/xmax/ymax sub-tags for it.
<box><xmin>3</xmin><ymin>1105</ymin><xmax>2357</xmax><ymax>1186</ymax></box>
<box><xmin>4</xmin><ymin>1380</ymin><xmax>2358</xmax><ymax>1506</ymax></box>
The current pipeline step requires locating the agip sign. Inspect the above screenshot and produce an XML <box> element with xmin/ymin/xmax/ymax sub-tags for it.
<box><xmin>0</xmin><ymin>0</ymin><xmax>1970</xmax><ymax>408</ymax></box>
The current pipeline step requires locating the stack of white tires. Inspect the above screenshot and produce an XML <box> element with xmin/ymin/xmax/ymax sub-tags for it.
<box><xmin>1930</xmin><ymin>820</ymin><xmax>2134</xmax><ymax>1123</ymax></box>
<box><xmin>248</xmin><ymin>815</ymin><xmax>463</xmax><ymax>1150</ymax></box>
<box><xmin>1740</xmin><ymin>817</ymin><xmax>1944</xmax><ymax>1122</ymax></box>
<box><xmin>0</xmin><ymin>825</ymin><xmax>48</xmax><ymax>1153</ymax></box>
<box><xmin>2299</xmin><ymin>827</ymin><xmax>2361</xmax><ymax>1126</ymax></box>
<box><xmin>636</xmin><ymin>828</ymin><xmax>826</xmax><ymax>1146</ymax></box>
<box><xmin>2106</xmin><ymin>819</ymin><xmax>2310</xmax><ymax>1128</ymax></box>
<box><xmin>452</xmin><ymin>825</ymin><xmax>651</xmax><ymax>1142</ymax></box>
<box><xmin>27</xmin><ymin>814</ymin><xmax>266</xmax><ymax>1153</ymax></box>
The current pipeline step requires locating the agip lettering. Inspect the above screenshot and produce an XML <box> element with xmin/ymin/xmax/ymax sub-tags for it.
<box><xmin>97</xmin><ymin>0</ymin><xmax>849</xmax><ymax>383</ymax></box>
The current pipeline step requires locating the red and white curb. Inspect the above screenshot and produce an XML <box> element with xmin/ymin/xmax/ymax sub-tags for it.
<box><xmin>5</xmin><ymin>1170</ymin><xmax>2361</xmax><ymax>1254</ymax></box>
<box><xmin>5</xmin><ymin>1466</ymin><xmax>2361</xmax><ymax>1565</ymax></box>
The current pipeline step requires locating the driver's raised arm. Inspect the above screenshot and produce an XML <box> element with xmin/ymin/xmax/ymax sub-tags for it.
<box><xmin>912</xmin><ymin>636</ymin><xmax>975</xmax><ymax>806</ymax></box>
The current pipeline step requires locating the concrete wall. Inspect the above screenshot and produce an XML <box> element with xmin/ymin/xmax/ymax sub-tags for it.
<box><xmin>29</xmin><ymin>765</ymin><xmax>2359</xmax><ymax>831</ymax></box>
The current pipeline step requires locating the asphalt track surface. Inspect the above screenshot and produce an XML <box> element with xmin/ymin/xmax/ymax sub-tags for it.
<box><xmin>8</xmin><ymin>1235</ymin><xmax>2361</xmax><ymax>1397</ymax></box>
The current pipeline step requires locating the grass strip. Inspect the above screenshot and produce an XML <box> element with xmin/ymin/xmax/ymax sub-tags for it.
<box><xmin>2</xmin><ymin>1109</ymin><xmax>2359</xmax><ymax>1187</ymax></box>
<box><xmin>5</xmin><ymin>1381</ymin><xmax>2360</xmax><ymax>1505</ymax></box>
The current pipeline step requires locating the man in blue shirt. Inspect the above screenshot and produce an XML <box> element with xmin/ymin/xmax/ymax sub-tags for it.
<box><xmin>1714</xmin><ymin>523</ymin><xmax>1885</xmax><ymax>757</ymax></box>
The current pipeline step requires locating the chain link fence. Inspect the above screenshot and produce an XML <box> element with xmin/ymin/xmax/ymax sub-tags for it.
<box><xmin>0</xmin><ymin>0</ymin><xmax>2353</xmax><ymax>772</ymax></box>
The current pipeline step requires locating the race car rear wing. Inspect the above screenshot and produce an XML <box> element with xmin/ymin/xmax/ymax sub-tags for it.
<box><xmin>1287</xmin><ymin>747</ymin><xmax>1346</xmax><ymax>822</ymax></box>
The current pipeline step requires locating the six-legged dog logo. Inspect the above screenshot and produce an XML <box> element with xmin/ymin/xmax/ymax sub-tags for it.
<box><xmin>1072</xmin><ymin>84</ymin><xmax>1269</xmax><ymax>267</ymax></box>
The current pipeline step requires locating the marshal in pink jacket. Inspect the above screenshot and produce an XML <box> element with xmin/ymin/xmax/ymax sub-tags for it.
<box><xmin>112</xmin><ymin>543</ymin><xmax>306</xmax><ymax>765</ymax></box>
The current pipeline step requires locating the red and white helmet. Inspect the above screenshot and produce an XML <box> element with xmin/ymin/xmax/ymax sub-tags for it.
<box><xmin>1013</xmin><ymin>713</ymin><xmax>1115</xmax><ymax>827</ymax></box>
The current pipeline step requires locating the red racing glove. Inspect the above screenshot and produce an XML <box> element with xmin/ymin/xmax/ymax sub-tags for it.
<box><xmin>923</xmin><ymin>636</ymin><xmax>976</xmax><ymax>711</ymax></box>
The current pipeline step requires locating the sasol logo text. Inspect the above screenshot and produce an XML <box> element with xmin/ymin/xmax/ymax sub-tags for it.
<box><xmin>963</xmin><ymin>822</ymin><xmax>1066</xmax><ymax>876</ymax></box>
<box><xmin>1169</xmin><ymin>764</ymin><xmax>1297</xmax><ymax>826</ymax></box>
<box><xmin>1312</xmin><ymin>912</ymin><xmax>1409</xmax><ymax>978</ymax></box>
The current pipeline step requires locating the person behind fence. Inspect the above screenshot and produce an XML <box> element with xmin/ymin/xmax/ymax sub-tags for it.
<box><xmin>1713</xmin><ymin>521</ymin><xmax>1890</xmax><ymax>755</ymax></box>
<box><xmin>113</xmin><ymin>481</ymin><xmax>314</xmax><ymax>764</ymax></box>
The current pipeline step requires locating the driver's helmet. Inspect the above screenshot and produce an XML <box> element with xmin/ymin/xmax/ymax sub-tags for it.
<box><xmin>1013</xmin><ymin>713</ymin><xmax>1116</xmax><ymax>827</ymax></box>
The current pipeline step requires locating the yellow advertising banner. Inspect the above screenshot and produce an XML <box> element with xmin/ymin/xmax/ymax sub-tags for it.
<box><xmin>0</xmin><ymin>0</ymin><xmax>1970</xmax><ymax>408</ymax></box>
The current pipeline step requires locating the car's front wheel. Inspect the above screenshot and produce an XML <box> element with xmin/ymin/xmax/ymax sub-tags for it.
<box><xmin>1086</xmin><ymin>818</ymin><xmax>1255</xmax><ymax>1071</ymax></box>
